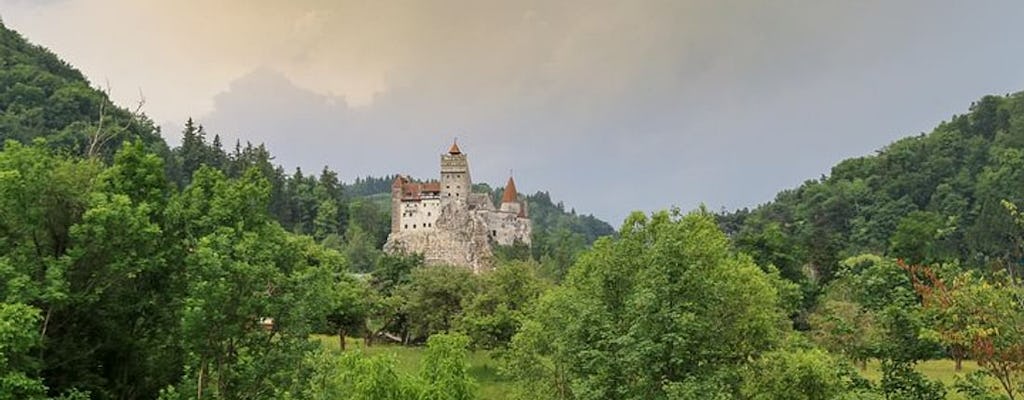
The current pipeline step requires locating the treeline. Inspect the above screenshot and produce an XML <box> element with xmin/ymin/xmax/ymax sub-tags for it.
<box><xmin>0</xmin><ymin>20</ymin><xmax>615</xmax><ymax>399</ymax></box>
<box><xmin>10</xmin><ymin>16</ymin><xmax>1024</xmax><ymax>400</ymax></box>
<box><xmin>0</xmin><ymin>20</ymin><xmax>167</xmax><ymax>158</ymax></box>
<box><xmin>720</xmin><ymin>92</ymin><xmax>1024</xmax><ymax>305</ymax></box>
<box><xmin>0</xmin><ymin>139</ymin><xmax>493</xmax><ymax>399</ymax></box>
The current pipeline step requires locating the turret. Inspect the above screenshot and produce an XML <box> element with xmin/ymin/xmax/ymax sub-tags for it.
<box><xmin>440</xmin><ymin>140</ymin><xmax>471</xmax><ymax>207</ymax></box>
<box><xmin>500</xmin><ymin>175</ymin><xmax>524</xmax><ymax>216</ymax></box>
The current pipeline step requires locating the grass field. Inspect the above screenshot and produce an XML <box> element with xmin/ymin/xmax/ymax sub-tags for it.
<box><xmin>858</xmin><ymin>359</ymin><xmax>1004</xmax><ymax>399</ymax></box>
<box><xmin>312</xmin><ymin>335</ymin><xmax>514</xmax><ymax>399</ymax></box>
<box><xmin>314</xmin><ymin>336</ymin><xmax>1003</xmax><ymax>399</ymax></box>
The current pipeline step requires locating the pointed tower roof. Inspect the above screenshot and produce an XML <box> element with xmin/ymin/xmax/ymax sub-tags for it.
<box><xmin>448</xmin><ymin>140</ymin><xmax>462</xmax><ymax>154</ymax></box>
<box><xmin>502</xmin><ymin>176</ymin><xmax>518</xmax><ymax>204</ymax></box>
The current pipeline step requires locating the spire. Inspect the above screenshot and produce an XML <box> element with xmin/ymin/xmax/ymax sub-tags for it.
<box><xmin>502</xmin><ymin>175</ymin><xmax>518</xmax><ymax>204</ymax></box>
<box><xmin>448</xmin><ymin>139</ymin><xmax>462</xmax><ymax>154</ymax></box>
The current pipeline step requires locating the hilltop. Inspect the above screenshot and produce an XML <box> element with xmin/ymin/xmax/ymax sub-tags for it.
<box><xmin>721</xmin><ymin>92</ymin><xmax>1024</xmax><ymax>285</ymax></box>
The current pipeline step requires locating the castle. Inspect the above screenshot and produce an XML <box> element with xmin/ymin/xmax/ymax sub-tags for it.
<box><xmin>383</xmin><ymin>141</ymin><xmax>532</xmax><ymax>272</ymax></box>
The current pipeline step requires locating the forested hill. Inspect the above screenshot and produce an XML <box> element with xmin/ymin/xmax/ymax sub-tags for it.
<box><xmin>0</xmin><ymin>21</ymin><xmax>167</xmax><ymax>158</ymax></box>
<box><xmin>0</xmin><ymin>20</ymin><xmax>613</xmax><ymax>271</ymax></box>
<box><xmin>721</xmin><ymin>92</ymin><xmax>1024</xmax><ymax>284</ymax></box>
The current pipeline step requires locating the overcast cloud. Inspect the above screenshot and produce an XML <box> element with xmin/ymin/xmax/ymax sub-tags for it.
<box><xmin>2</xmin><ymin>1</ymin><xmax>1023</xmax><ymax>224</ymax></box>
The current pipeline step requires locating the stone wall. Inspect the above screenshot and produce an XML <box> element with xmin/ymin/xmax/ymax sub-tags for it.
<box><xmin>384</xmin><ymin>203</ymin><xmax>496</xmax><ymax>273</ymax></box>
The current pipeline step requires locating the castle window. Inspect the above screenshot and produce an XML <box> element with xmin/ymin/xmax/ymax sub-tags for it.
<box><xmin>413</xmin><ymin>224</ymin><xmax>417</xmax><ymax>229</ymax></box>
<box><xmin>404</xmin><ymin>224</ymin><xmax>408</xmax><ymax>229</ymax></box>
<box><xmin>427</xmin><ymin>212</ymin><xmax>431</xmax><ymax>216</ymax></box>
<box><xmin>492</xmin><ymin>230</ymin><xmax>497</xmax><ymax>236</ymax></box>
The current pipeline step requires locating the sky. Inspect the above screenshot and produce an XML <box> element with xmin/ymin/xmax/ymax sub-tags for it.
<box><xmin>2</xmin><ymin>1</ymin><xmax>1024</xmax><ymax>225</ymax></box>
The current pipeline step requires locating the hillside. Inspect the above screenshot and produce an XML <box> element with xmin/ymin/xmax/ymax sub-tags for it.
<box><xmin>0</xmin><ymin>21</ymin><xmax>167</xmax><ymax>158</ymax></box>
<box><xmin>722</xmin><ymin>92</ymin><xmax>1024</xmax><ymax>284</ymax></box>
<box><xmin>0</xmin><ymin>20</ymin><xmax>613</xmax><ymax>271</ymax></box>
<box><xmin>8</xmin><ymin>11</ymin><xmax>1024</xmax><ymax>400</ymax></box>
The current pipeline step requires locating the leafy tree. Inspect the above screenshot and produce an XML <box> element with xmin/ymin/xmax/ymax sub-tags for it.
<box><xmin>0</xmin><ymin>302</ymin><xmax>47</xmax><ymax>399</ymax></box>
<box><xmin>740</xmin><ymin>348</ymin><xmax>876</xmax><ymax>400</ymax></box>
<box><xmin>878</xmin><ymin>361</ymin><xmax>946</xmax><ymax>400</ymax></box>
<box><xmin>419</xmin><ymin>333</ymin><xmax>476</xmax><ymax>400</ymax></box>
<box><xmin>366</xmin><ymin>254</ymin><xmax>423</xmax><ymax>344</ymax></box>
<box><xmin>301</xmin><ymin>351</ymin><xmax>421</xmax><ymax>400</ymax></box>
<box><xmin>889</xmin><ymin>211</ymin><xmax>954</xmax><ymax>265</ymax></box>
<box><xmin>808</xmin><ymin>293</ymin><xmax>878</xmax><ymax>370</ymax></box>
<box><xmin>400</xmin><ymin>265</ymin><xmax>479</xmax><ymax>341</ymax></box>
<box><xmin>458</xmin><ymin>260</ymin><xmax>546</xmax><ymax>349</ymax></box>
<box><xmin>506</xmin><ymin>208</ymin><xmax>790</xmax><ymax>399</ymax></box>
<box><xmin>343</xmin><ymin>224</ymin><xmax>383</xmax><ymax>273</ymax></box>
<box><xmin>322</xmin><ymin>273</ymin><xmax>372</xmax><ymax>351</ymax></box>
<box><xmin>162</xmin><ymin>167</ymin><xmax>336</xmax><ymax>399</ymax></box>
<box><xmin>913</xmin><ymin>270</ymin><xmax>1024</xmax><ymax>400</ymax></box>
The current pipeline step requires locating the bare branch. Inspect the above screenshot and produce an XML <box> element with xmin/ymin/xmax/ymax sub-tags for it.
<box><xmin>86</xmin><ymin>83</ymin><xmax>147</xmax><ymax>158</ymax></box>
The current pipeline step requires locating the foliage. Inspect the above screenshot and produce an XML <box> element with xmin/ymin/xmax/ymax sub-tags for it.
<box><xmin>458</xmin><ymin>261</ymin><xmax>547</xmax><ymax>349</ymax></box>
<box><xmin>740</xmin><ymin>348</ymin><xmax>875</xmax><ymax>400</ymax></box>
<box><xmin>419</xmin><ymin>333</ymin><xmax>476</xmax><ymax>400</ymax></box>
<box><xmin>878</xmin><ymin>360</ymin><xmax>947</xmax><ymax>400</ymax></box>
<box><xmin>400</xmin><ymin>265</ymin><xmax>480</xmax><ymax>341</ymax></box>
<box><xmin>0</xmin><ymin>302</ymin><xmax>46</xmax><ymax>400</ymax></box>
<box><xmin>302</xmin><ymin>350</ymin><xmax>421</xmax><ymax>400</ymax></box>
<box><xmin>952</xmin><ymin>371</ymin><xmax>1006</xmax><ymax>400</ymax></box>
<box><xmin>720</xmin><ymin>92</ymin><xmax>1024</xmax><ymax>297</ymax></box>
<box><xmin>0</xmin><ymin>21</ymin><xmax>167</xmax><ymax>159</ymax></box>
<box><xmin>809</xmin><ymin>255</ymin><xmax>941</xmax><ymax>366</ymax></box>
<box><xmin>505</xmin><ymin>209</ymin><xmax>790</xmax><ymax>399</ymax></box>
<box><xmin>912</xmin><ymin>269</ymin><xmax>1024</xmax><ymax>400</ymax></box>
<box><xmin>300</xmin><ymin>333</ymin><xmax>476</xmax><ymax>400</ymax></box>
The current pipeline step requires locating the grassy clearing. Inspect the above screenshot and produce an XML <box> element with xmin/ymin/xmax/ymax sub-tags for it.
<box><xmin>859</xmin><ymin>359</ymin><xmax>1005</xmax><ymax>399</ymax></box>
<box><xmin>312</xmin><ymin>337</ymin><xmax>1005</xmax><ymax>400</ymax></box>
<box><xmin>312</xmin><ymin>335</ymin><xmax>513</xmax><ymax>399</ymax></box>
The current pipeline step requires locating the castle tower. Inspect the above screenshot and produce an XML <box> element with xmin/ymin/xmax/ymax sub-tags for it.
<box><xmin>390</xmin><ymin>175</ymin><xmax>407</xmax><ymax>233</ymax></box>
<box><xmin>440</xmin><ymin>140</ymin><xmax>471</xmax><ymax>207</ymax></box>
<box><xmin>500</xmin><ymin>175</ymin><xmax>523</xmax><ymax>215</ymax></box>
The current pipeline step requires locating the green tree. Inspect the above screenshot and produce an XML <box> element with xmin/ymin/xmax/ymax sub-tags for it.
<box><xmin>740</xmin><ymin>348</ymin><xmax>876</xmax><ymax>400</ymax></box>
<box><xmin>915</xmin><ymin>270</ymin><xmax>1024</xmax><ymax>400</ymax></box>
<box><xmin>400</xmin><ymin>265</ymin><xmax>479</xmax><ymax>341</ymax></box>
<box><xmin>0</xmin><ymin>302</ymin><xmax>47</xmax><ymax>400</ymax></box>
<box><xmin>506</xmin><ymin>209</ymin><xmax>790</xmax><ymax>399</ymax></box>
<box><xmin>163</xmin><ymin>167</ymin><xmax>335</xmax><ymax>399</ymax></box>
<box><xmin>322</xmin><ymin>273</ymin><xmax>372</xmax><ymax>351</ymax></box>
<box><xmin>458</xmin><ymin>260</ymin><xmax>546</xmax><ymax>349</ymax></box>
<box><xmin>419</xmin><ymin>333</ymin><xmax>476</xmax><ymax>400</ymax></box>
<box><xmin>889</xmin><ymin>210</ymin><xmax>954</xmax><ymax>265</ymax></box>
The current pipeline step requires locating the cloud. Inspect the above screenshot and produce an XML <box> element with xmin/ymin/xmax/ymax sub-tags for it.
<box><xmin>4</xmin><ymin>0</ymin><xmax>1024</xmax><ymax>223</ymax></box>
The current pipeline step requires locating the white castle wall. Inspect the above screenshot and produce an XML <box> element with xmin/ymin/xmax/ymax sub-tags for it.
<box><xmin>385</xmin><ymin>146</ymin><xmax>531</xmax><ymax>272</ymax></box>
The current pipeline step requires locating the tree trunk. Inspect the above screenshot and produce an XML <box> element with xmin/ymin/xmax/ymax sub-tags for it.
<box><xmin>338</xmin><ymin>328</ymin><xmax>346</xmax><ymax>351</ymax></box>
<box><xmin>197</xmin><ymin>362</ymin><xmax>205</xmax><ymax>400</ymax></box>
<box><xmin>955</xmin><ymin>356</ymin><xmax>963</xmax><ymax>371</ymax></box>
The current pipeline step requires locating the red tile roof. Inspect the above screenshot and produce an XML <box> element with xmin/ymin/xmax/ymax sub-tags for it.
<box><xmin>399</xmin><ymin>180</ymin><xmax>441</xmax><ymax>200</ymax></box>
<box><xmin>502</xmin><ymin>176</ymin><xmax>518</xmax><ymax>204</ymax></box>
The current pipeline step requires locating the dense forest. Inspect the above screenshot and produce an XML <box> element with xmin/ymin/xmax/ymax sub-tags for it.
<box><xmin>5</xmin><ymin>17</ymin><xmax>1024</xmax><ymax>400</ymax></box>
<box><xmin>719</xmin><ymin>92</ymin><xmax>1024</xmax><ymax>303</ymax></box>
